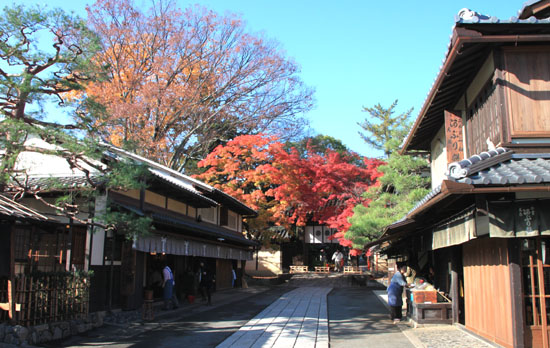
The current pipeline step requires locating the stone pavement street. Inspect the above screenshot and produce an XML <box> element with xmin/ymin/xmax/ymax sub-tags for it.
<box><xmin>32</xmin><ymin>272</ymin><xmax>501</xmax><ymax>348</ymax></box>
<box><xmin>217</xmin><ymin>287</ymin><xmax>330</xmax><ymax>348</ymax></box>
<box><xmin>372</xmin><ymin>290</ymin><xmax>498</xmax><ymax>348</ymax></box>
<box><xmin>329</xmin><ymin>287</ymin><xmax>415</xmax><ymax>348</ymax></box>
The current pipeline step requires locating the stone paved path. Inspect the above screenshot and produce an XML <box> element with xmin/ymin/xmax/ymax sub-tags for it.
<box><xmin>281</xmin><ymin>272</ymin><xmax>364</xmax><ymax>288</ymax></box>
<box><xmin>216</xmin><ymin>287</ymin><xmax>331</xmax><ymax>348</ymax></box>
<box><xmin>372</xmin><ymin>290</ymin><xmax>498</xmax><ymax>348</ymax></box>
<box><xmin>411</xmin><ymin>326</ymin><xmax>497</xmax><ymax>348</ymax></box>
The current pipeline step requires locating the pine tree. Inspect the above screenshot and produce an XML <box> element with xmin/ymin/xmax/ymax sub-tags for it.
<box><xmin>346</xmin><ymin>101</ymin><xmax>430</xmax><ymax>247</ymax></box>
<box><xmin>0</xmin><ymin>4</ymin><xmax>152</xmax><ymax>236</ymax></box>
<box><xmin>357</xmin><ymin>99</ymin><xmax>412</xmax><ymax>157</ymax></box>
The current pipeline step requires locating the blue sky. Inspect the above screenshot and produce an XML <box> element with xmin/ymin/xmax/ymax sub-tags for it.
<box><xmin>13</xmin><ymin>0</ymin><xmax>523</xmax><ymax>157</ymax></box>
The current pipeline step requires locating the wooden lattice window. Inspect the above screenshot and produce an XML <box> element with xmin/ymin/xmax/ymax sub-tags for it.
<box><xmin>466</xmin><ymin>79</ymin><xmax>500</xmax><ymax>155</ymax></box>
<box><xmin>521</xmin><ymin>238</ymin><xmax>550</xmax><ymax>327</ymax></box>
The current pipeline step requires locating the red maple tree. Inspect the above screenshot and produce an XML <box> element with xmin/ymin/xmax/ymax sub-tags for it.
<box><xmin>195</xmin><ymin>134</ymin><xmax>383</xmax><ymax>252</ymax></box>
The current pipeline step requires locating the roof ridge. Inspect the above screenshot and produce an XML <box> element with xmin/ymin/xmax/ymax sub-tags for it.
<box><xmin>101</xmin><ymin>142</ymin><xmax>214</xmax><ymax>192</ymax></box>
<box><xmin>447</xmin><ymin>147</ymin><xmax>512</xmax><ymax>179</ymax></box>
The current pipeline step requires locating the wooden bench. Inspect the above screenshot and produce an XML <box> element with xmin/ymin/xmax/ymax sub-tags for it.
<box><xmin>289</xmin><ymin>265</ymin><xmax>308</xmax><ymax>273</ymax></box>
<box><xmin>314</xmin><ymin>266</ymin><xmax>331</xmax><ymax>273</ymax></box>
<box><xmin>343</xmin><ymin>266</ymin><xmax>362</xmax><ymax>274</ymax></box>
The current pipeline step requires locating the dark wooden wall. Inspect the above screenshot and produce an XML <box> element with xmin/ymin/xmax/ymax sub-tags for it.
<box><xmin>466</xmin><ymin>78</ymin><xmax>502</xmax><ymax>156</ymax></box>
<box><xmin>89</xmin><ymin>265</ymin><xmax>121</xmax><ymax>312</ymax></box>
<box><xmin>503</xmin><ymin>47</ymin><xmax>550</xmax><ymax>138</ymax></box>
<box><xmin>216</xmin><ymin>259</ymin><xmax>233</xmax><ymax>290</ymax></box>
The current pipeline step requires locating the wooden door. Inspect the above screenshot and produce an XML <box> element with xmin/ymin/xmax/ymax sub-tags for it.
<box><xmin>522</xmin><ymin>237</ymin><xmax>550</xmax><ymax>348</ymax></box>
<box><xmin>216</xmin><ymin>259</ymin><xmax>233</xmax><ymax>290</ymax></box>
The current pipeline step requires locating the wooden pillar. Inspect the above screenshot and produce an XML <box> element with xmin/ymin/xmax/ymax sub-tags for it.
<box><xmin>255</xmin><ymin>246</ymin><xmax>259</xmax><ymax>270</ymax></box>
<box><xmin>66</xmin><ymin>217</ymin><xmax>73</xmax><ymax>272</ymax></box>
<box><xmin>537</xmin><ymin>237</ymin><xmax>549</xmax><ymax>348</ymax></box>
<box><xmin>508</xmin><ymin>239</ymin><xmax>525</xmax><ymax>348</ymax></box>
<box><xmin>445</xmin><ymin>110</ymin><xmax>465</xmax><ymax>163</ymax></box>
<box><xmin>9</xmin><ymin>225</ymin><xmax>15</xmax><ymax>323</ymax></box>
<box><xmin>450</xmin><ymin>248</ymin><xmax>459</xmax><ymax>324</ymax></box>
<box><xmin>303</xmin><ymin>241</ymin><xmax>309</xmax><ymax>270</ymax></box>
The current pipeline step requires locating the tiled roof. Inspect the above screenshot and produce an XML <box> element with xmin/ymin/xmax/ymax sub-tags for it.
<box><xmin>20</xmin><ymin>175</ymin><xmax>101</xmax><ymax>190</ymax></box>
<box><xmin>0</xmin><ymin>194</ymin><xmax>51</xmax><ymax>221</ymax></box>
<box><xmin>148</xmin><ymin>168</ymin><xmax>218</xmax><ymax>206</ymax></box>
<box><xmin>102</xmin><ymin>144</ymin><xmax>214</xmax><ymax>192</ymax></box>
<box><xmin>102</xmin><ymin>144</ymin><xmax>257</xmax><ymax>215</ymax></box>
<box><xmin>406</xmin><ymin>184</ymin><xmax>442</xmax><ymax>217</ymax></box>
<box><xmin>447</xmin><ymin>147</ymin><xmax>512</xmax><ymax>179</ymax></box>
<box><xmin>455</xmin><ymin>155</ymin><xmax>550</xmax><ymax>185</ymax></box>
<box><xmin>387</xmin><ymin>151</ymin><xmax>550</xmax><ymax>230</ymax></box>
<box><xmin>455</xmin><ymin>9</ymin><xmax>550</xmax><ymax>24</ymax></box>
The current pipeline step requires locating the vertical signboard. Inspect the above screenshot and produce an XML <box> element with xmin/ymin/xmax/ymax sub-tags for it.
<box><xmin>445</xmin><ymin>110</ymin><xmax>464</xmax><ymax>163</ymax></box>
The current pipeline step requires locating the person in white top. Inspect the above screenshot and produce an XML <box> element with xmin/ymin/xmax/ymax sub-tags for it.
<box><xmin>162</xmin><ymin>264</ymin><xmax>179</xmax><ymax>310</ymax></box>
<box><xmin>332</xmin><ymin>250</ymin><xmax>344</xmax><ymax>272</ymax></box>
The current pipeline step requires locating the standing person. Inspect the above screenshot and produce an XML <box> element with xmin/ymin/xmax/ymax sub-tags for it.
<box><xmin>162</xmin><ymin>264</ymin><xmax>179</xmax><ymax>310</ymax></box>
<box><xmin>320</xmin><ymin>249</ymin><xmax>327</xmax><ymax>266</ymax></box>
<box><xmin>182</xmin><ymin>267</ymin><xmax>196</xmax><ymax>303</ymax></box>
<box><xmin>332</xmin><ymin>249</ymin><xmax>344</xmax><ymax>272</ymax></box>
<box><xmin>199</xmin><ymin>262</ymin><xmax>215</xmax><ymax>305</ymax></box>
<box><xmin>231</xmin><ymin>268</ymin><xmax>237</xmax><ymax>288</ymax></box>
<box><xmin>387</xmin><ymin>264</ymin><xmax>409</xmax><ymax>322</ymax></box>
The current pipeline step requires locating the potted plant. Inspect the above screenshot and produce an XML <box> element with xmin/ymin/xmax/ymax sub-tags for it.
<box><xmin>144</xmin><ymin>287</ymin><xmax>154</xmax><ymax>301</ymax></box>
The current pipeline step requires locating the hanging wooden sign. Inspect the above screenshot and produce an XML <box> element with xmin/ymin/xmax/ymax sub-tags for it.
<box><xmin>445</xmin><ymin>110</ymin><xmax>464</xmax><ymax>163</ymax></box>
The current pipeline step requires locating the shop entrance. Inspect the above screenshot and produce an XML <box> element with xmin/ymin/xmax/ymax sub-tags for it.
<box><xmin>522</xmin><ymin>237</ymin><xmax>550</xmax><ymax>348</ymax></box>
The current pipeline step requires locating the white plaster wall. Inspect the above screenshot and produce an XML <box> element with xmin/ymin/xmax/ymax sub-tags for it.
<box><xmin>466</xmin><ymin>52</ymin><xmax>494</xmax><ymax>105</ymax></box>
<box><xmin>13</xmin><ymin>134</ymin><xmax>103</xmax><ymax>177</ymax></box>
<box><xmin>430</xmin><ymin>125</ymin><xmax>447</xmax><ymax>189</ymax></box>
<box><xmin>245</xmin><ymin>249</ymin><xmax>282</xmax><ymax>276</ymax></box>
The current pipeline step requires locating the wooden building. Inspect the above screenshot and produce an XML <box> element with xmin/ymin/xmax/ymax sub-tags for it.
<box><xmin>1</xmin><ymin>136</ymin><xmax>257</xmax><ymax>323</ymax></box>
<box><xmin>368</xmin><ymin>2</ymin><xmax>550</xmax><ymax>347</ymax></box>
<box><xmin>90</xmin><ymin>145</ymin><xmax>257</xmax><ymax>311</ymax></box>
<box><xmin>0</xmin><ymin>194</ymin><xmax>91</xmax><ymax>326</ymax></box>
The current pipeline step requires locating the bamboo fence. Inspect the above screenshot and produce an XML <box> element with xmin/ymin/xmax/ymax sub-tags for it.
<box><xmin>3</xmin><ymin>273</ymin><xmax>91</xmax><ymax>326</ymax></box>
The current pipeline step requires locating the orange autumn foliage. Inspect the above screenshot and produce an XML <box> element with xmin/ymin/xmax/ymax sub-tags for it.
<box><xmin>85</xmin><ymin>0</ymin><xmax>313</xmax><ymax>170</ymax></box>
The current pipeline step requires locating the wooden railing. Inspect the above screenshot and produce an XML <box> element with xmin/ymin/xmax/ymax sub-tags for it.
<box><xmin>314</xmin><ymin>266</ymin><xmax>330</xmax><ymax>273</ymax></box>
<box><xmin>1</xmin><ymin>272</ymin><xmax>91</xmax><ymax>326</ymax></box>
<box><xmin>343</xmin><ymin>266</ymin><xmax>363</xmax><ymax>274</ymax></box>
<box><xmin>289</xmin><ymin>265</ymin><xmax>308</xmax><ymax>273</ymax></box>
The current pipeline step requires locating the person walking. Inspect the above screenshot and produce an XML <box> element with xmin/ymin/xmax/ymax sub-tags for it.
<box><xmin>199</xmin><ymin>262</ymin><xmax>215</xmax><ymax>305</ymax></box>
<box><xmin>162</xmin><ymin>264</ymin><xmax>179</xmax><ymax>310</ymax></box>
<box><xmin>231</xmin><ymin>268</ymin><xmax>237</xmax><ymax>288</ymax></box>
<box><xmin>387</xmin><ymin>264</ymin><xmax>409</xmax><ymax>322</ymax></box>
<box><xmin>332</xmin><ymin>250</ymin><xmax>344</xmax><ymax>272</ymax></box>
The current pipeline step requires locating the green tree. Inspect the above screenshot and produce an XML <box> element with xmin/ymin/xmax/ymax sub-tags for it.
<box><xmin>285</xmin><ymin>135</ymin><xmax>349</xmax><ymax>157</ymax></box>
<box><xmin>357</xmin><ymin>99</ymin><xmax>412</xmax><ymax>157</ymax></box>
<box><xmin>0</xmin><ymin>4</ymin><xmax>151</xmax><ymax>236</ymax></box>
<box><xmin>346</xmin><ymin>102</ymin><xmax>430</xmax><ymax>247</ymax></box>
<box><xmin>0</xmin><ymin>4</ymin><xmax>101</xmax><ymax>185</ymax></box>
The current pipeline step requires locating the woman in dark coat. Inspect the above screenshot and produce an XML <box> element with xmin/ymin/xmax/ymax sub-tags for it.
<box><xmin>387</xmin><ymin>264</ymin><xmax>408</xmax><ymax>322</ymax></box>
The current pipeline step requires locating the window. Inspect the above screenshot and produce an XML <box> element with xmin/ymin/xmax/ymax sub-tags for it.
<box><xmin>198</xmin><ymin>207</ymin><xmax>216</xmax><ymax>223</ymax></box>
<box><xmin>220</xmin><ymin>207</ymin><xmax>239</xmax><ymax>230</ymax></box>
